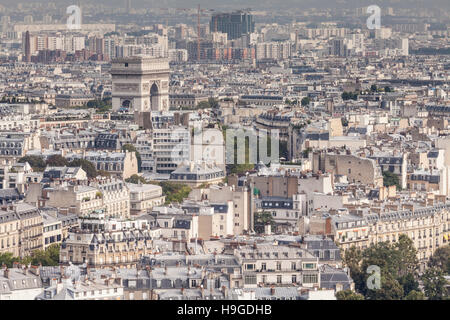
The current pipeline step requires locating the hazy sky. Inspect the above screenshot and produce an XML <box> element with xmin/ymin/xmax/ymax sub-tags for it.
<box><xmin>1</xmin><ymin>0</ymin><xmax>449</xmax><ymax>10</ymax></box>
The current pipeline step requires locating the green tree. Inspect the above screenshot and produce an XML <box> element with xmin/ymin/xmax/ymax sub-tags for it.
<box><xmin>428</xmin><ymin>245</ymin><xmax>450</xmax><ymax>274</ymax></box>
<box><xmin>336</xmin><ymin>289</ymin><xmax>365</xmax><ymax>300</ymax></box>
<box><xmin>301</xmin><ymin>97</ymin><xmax>310</xmax><ymax>106</ymax></box>
<box><xmin>45</xmin><ymin>155</ymin><xmax>69</xmax><ymax>167</ymax></box>
<box><xmin>302</xmin><ymin>147</ymin><xmax>312</xmax><ymax>159</ymax></box>
<box><xmin>344</xmin><ymin>236</ymin><xmax>422</xmax><ymax>299</ymax></box>
<box><xmin>382</xmin><ymin>171</ymin><xmax>401</xmax><ymax>190</ymax></box>
<box><xmin>122</xmin><ymin>144</ymin><xmax>142</xmax><ymax>172</ymax></box>
<box><xmin>194</xmin><ymin>98</ymin><xmax>219</xmax><ymax>110</ymax></box>
<box><xmin>18</xmin><ymin>155</ymin><xmax>46</xmax><ymax>172</ymax></box>
<box><xmin>68</xmin><ymin>159</ymin><xmax>97</xmax><ymax>178</ymax></box>
<box><xmin>398</xmin><ymin>273</ymin><xmax>420</xmax><ymax>296</ymax></box>
<box><xmin>342</xmin><ymin>91</ymin><xmax>358</xmax><ymax>101</ymax></box>
<box><xmin>404</xmin><ymin>290</ymin><xmax>426</xmax><ymax>300</ymax></box>
<box><xmin>86</xmin><ymin>98</ymin><xmax>112</xmax><ymax>113</ymax></box>
<box><xmin>254</xmin><ymin>211</ymin><xmax>275</xmax><ymax>234</ymax></box>
<box><xmin>366</xmin><ymin>273</ymin><xmax>404</xmax><ymax>300</ymax></box>
<box><xmin>208</xmin><ymin>97</ymin><xmax>219</xmax><ymax>109</ymax></box>
<box><xmin>0</xmin><ymin>252</ymin><xmax>19</xmax><ymax>268</ymax></box>
<box><xmin>341</xmin><ymin>118</ymin><xmax>349</xmax><ymax>127</ymax></box>
<box><xmin>45</xmin><ymin>244</ymin><xmax>60</xmax><ymax>265</ymax></box>
<box><xmin>422</xmin><ymin>267</ymin><xmax>448</xmax><ymax>300</ymax></box>
<box><xmin>0</xmin><ymin>244</ymin><xmax>59</xmax><ymax>268</ymax></box>
<box><xmin>342</xmin><ymin>246</ymin><xmax>366</xmax><ymax>293</ymax></box>
<box><xmin>125</xmin><ymin>174</ymin><xmax>148</xmax><ymax>184</ymax></box>
<box><xmin>97</xmin><ymin>170</ymin><xmax>111</xmax><ymax>177</ymax></box>
<box><xmin>158</xmin><ymin>182</ymin><xmax>191</xmax><ymax>204</ymax></box>
<box><xmin>393</xmin><ymin>235</ymin><xmax>419</xmax><ymax>277</ymax></box>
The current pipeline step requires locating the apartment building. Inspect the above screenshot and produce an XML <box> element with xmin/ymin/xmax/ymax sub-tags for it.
<box><xmin>46</xmin><ymin>185</ymin><xmax>104</xmax><ymax>217</ymax></box>
<box><xmin>169</xmin><ymin>94</ymin><xmax>209</xmax><ymax>109</ymax></box>
<box><xmin>333</xmin><ymin>202</ymin><xmax>450</xmax><ymax>267</ymax></box>
<box><xmin>0</xmin><ymin>132</ymin><xmax>41</xmax><ymax>162</ymax></box>
<box><xmin>152</xmin><ymin>126</ymin><xmax>190</xmax><ymax>174</ymax></box>
<box><xmin>59</xmin><ymin>228</ymin><xmax>156</xmax><ymax>267</ymax></box>
<box><xmin>127</xmin><ymin>183</ymin><xmax>165</xmax><ymax>216</ymax></box>
<box><xmin>313</xmin><ymin>152</ymin><xmax>383</xmax><ymax>187</ymax></box>
<box><xmin>0</xmin><ymin>162</ymin><xmax>41</xmax><ymax>193</ymax></box>
<box><xmin>255</xmin><ymin>196</ymin><xmax>301</xmax><ymax>232</ymax></box>
<box><xmin>150</xmin><ymin>213</ymin><xmax>198</xmax><ymax>241</ymax></box>
<box><xmin>66</xmin><ymin>151</ymin><xmax>138</xmax><ymax>179</ymax></box>
<box><xmin>37</xmin><ymin>278</ymin><xmax>124</xmax><ymax>300</ymax></box>
<box><xmin>15</xmin><ymin>203</ymin><xmax>44</xmax><ymax>258</ymax></box>
<box><xmin>169</xmin><ymin>162</ymin><xmax>225</xmax><ymax>187</ymax></box>
<box><xmin>256</xmin><ymin>42</ymin><xmax>291</xmax><ymax>61</ymax></box>
<box><xmin>189</xmin><ymin>185</ymin><xmax>252</xmax><ymax>236</ymax></box>
<box><xmin>0</xmin><ymin>209</ymin><xmax>20</xmax><ymax>257</ymax></box>
<box><xmin>41</xmin><ymin>212</ymin><xmax>63</xmax><ymax>250</ymax></box>
<box><xmin>91</xmin><ymin>179</ymin><xmax>130</xmax><ymax>219</ymax></box>
<box><xmin>369</xmin><ymin>154</ymin><xmax>408</xmax><ymax>189</ymax></box>
<box><xmin>236</xmin><ymin>244</ymin><xmax>320</xmax><ymax>289</ymax></box>
<box><xmin>181</xmin><ymin>201</ymin><xmax>234</xmax><ymax>239</ymax></box>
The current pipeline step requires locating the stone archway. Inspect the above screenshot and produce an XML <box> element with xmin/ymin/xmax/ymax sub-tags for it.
<box><xmin>150</xmin><ymin>83</ymin><xmax>159</xmax><ymax>110</ymax></box>
<box><xmin>121</xmin><ymin>99</ymin><xmax>132</xmax><ymax>112</ymax></box>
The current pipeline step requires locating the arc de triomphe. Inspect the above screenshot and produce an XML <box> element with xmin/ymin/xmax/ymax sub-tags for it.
<box><xmin>111</xmin><ymin>56</ymin><xmax>170</xmax><ymax>113</ymax></box>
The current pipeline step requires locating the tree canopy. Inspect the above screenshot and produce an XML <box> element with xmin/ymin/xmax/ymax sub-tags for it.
<box><xmin>343</xmin><ymin>235</ymin><xmax>421</xmax><ymax>300</ymax></box>
<box><xmin>125</xmin><ymin>174</ymin><xmax>147</xmax><ymax>184</ymax></box>
<box><xmin>0</xmin><ymin>244</ymin><xmax>60</xmax><ymax>268</ymax></box>
<box><xmin>46</xmin><ymin>154</ymin><xmax>70</xmax><ymax>167</ymax></box>
<box><xmin>336</xmin><ymin>289</ymin><xmax>365</xmax><ymax>300</ymax></box>
<box><xmin>421</xmin><ymin>267</ymin><xmax>449</xmax><ymax>300</ymax></box>
<box><xmin>383</xmin><ymin>171</ymin><xmax>402</xmax><ymax>190</ymax></box>
<box><xmin>68</xmin><ymin>159</ymin><xmax>97</xmax><ymax>178</ymax></box>
<box><xmin>342</xmin><ymin>91</ymin><xmax>358</xmax><ymax>101</ymax></box>
<box><xmin>125</xmin><ymin>175</ymin><xmax>191</xmax><ymax>205</ymax></box>
<box><xmin>18</xmin><ymin>155</ymin><xmax>46</xmax><ymax>172</ymax></box>
<box><xmin>254</xmin><ymin>211</ymin><xmax>276</xmax><ymax>234</ymax></box>
<box><xmin>301</xmin><ymin>97</ymin><xmax>310</xmax><ymax>106</ymax></box>
<box><xmin>428</xmin><ymin>245</ymin><xmax>450</xmax><ymax>274</ymax></box>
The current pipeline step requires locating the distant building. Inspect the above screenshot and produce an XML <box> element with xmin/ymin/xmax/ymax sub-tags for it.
<box><xmin>210</xmin><ymin>11</ymin><xmax>255</xmax><ymax>40</ymax></box>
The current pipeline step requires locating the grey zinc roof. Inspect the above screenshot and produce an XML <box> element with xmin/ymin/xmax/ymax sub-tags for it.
<box><xmin>0</xmin><ymin>188</ymin><xmax>21</xmax><ymax>199</ymax></box>
<box><xmin>320</xmin><ymin>265</ymin><xmax>353</xmax><ymax>290</ymax></box>
<box><xmin>254</xmin><ymin>287</ymin><xmax>300</xmax><ymax>300</ymax></box>
<box><xmin>0</xmin><ymin>268</ymin><xmax>43</xmax><ymax>292</ymax></box>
